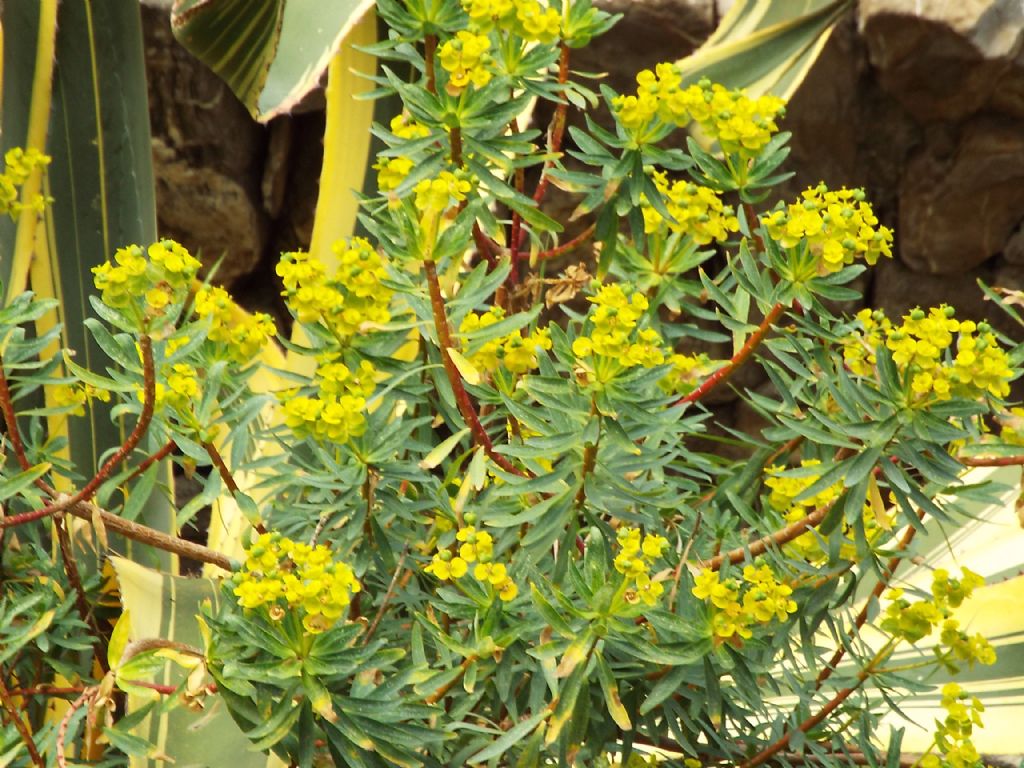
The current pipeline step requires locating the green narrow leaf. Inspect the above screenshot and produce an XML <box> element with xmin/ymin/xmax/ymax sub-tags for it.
<box><xmin>0</xmin><ymin>462</ymin><xmax>52</xmax><ymax>500</ymax></box>
<box><xmin>466</xmin><ymin>710</ymin><xmax>548</xmax><ymax>764</ymax></box>
<box><xmin>595</xmin><ymin>653</ymin><xmax>631</xmax><ymax>730</ymax></box>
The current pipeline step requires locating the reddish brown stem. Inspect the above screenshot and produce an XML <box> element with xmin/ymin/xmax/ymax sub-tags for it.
<box><xmin>122</xmin><ymin>679</ymin><xmax>178</xmax><ymax>695</ymax></box>
<box><xmin>79</xmin><ymin>335</ymin><xmax>156</xmax><ymax>500</ymax></box>
<box><xmin>450</xmin><ymin>126</ymin><xmax>463</xmax><ymax>168</ymax></box>
<box><xmin>9</xmin><ymin>685</ymin><xmax>88</xmax><ymax>697</ymax></box>
<box><xmin>706</xmin><ymin>498</ymin><xmax>835</xmax><ymax>572</ymax></box>
<box><xmin>957</xmin><ymin>454</ymin><xmax>1024</xmax><ymax>466</ymax></box>
<box><xmin>125</xmin><ymin>439</ymin><xmax>176</xmax><ymax>483</ymax></box>
<box><xmin>424</xmin><ymin>657</ymin><xmax>476</xmax><ymax>705</ymax></box>
<box><xmin>536</xmin><ymin>222</ymin><xmax>596</xmax><ymax>262</ymax></box>
<box><xmin>530</xmin><ymin>43</ymin><xmax>571</xmax><ymax>210</ymax></box>
<box><xmin>0</xmin><ymin>674</ymin><xmax>44</xmax><ymax>766</ymax></box>
<box><xmin>508</xmin><ymin>43</ymin><xmax>572</xmax><ymax>285</ymax></box>
<box><xmin>424</xmin><ymin>34</ymin><xmax>437</xmax><ymax>94</ymax></box>
<box><xmin>738</xmin><ymin>646</ymin><xmax>890</xmax><ymax>768</ymax></box>
<box><xmin>423</xmin><ymin>258</ymin><xmax>527</xmax><ymax>476</ymax></box>
<box><xmin>1</xmin><ymin>336</ymin><xmax>156</xmax><ymax>530</ymax></box>
<box><xmin>764</xmin><ymin>435</ymin><xmax>805</xmax><ymax>468</ymax></box>
<box><xmin>743</xmin><ymin>202</ymin><xmax>766</xmax><ymax>253</ymax></box>
<box><xmin>0</xmin><ymin>353</ymin><xmax>35</xmax><ymax>475</ymax></box>
<box><xmin>814</xmin><ymin>511</ymin><xmax>925</xmax><ymax>690</ymax></box>
<box><xmin>677</xmin><ymin>302</ymin><xmax>785</xmax><ymax>407</ymax></box>
<box><xmin>54</xmin><ymin>518</ymin><xmax>107</xmax><ymax>671</ymax></box>
<box><xmin>472</xmin><ymin>223</ymin><xmax>497</xmax><ymax>268</ymax></box>
<box><xmin>203</xmin><ymin>441</ymin><xmax>239</xmax><ymax>493</ymax></box>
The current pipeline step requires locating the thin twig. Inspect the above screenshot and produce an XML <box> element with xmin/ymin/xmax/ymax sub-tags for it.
<box><xmin>1</xmin><ymin>336</ymin><xmax>157</xmax><ymax>529</ymax></box>
<box><xmin>423</xmin><ymin>258</ymin><xmax>527</xmax><ymax>476</ymax></box>
<box><xmin>957</xmin><ymin>454</ymin><xmax>1024</xmax><ymax>467</ymax></box>
<box><xmin>0</xmin><ymin>673</ymin><xmax>44</xmax><ymax>766</ymax></box>
<box><xmin>81</xmin><ymin>498</ymin><xmax>233</xmax><ymax>570</ymax></box>
<box><xmin>668</xmin><ymin>510</ymin><xmax>702</xmax><ymax>611</ymax></box>
<box><xmin>364</xmin><ymin>546</ymin><xmax>409</xmax><ymax>644</ymax></box>
<box><xmin>202</xmin><ymin>441</ymin><xmax>239</xmax><ymax>494</ymax></box>
<box><xmin>704</xmin><ymin>498</ymin><xmax>835</xmax><ymax>572</ymax></box>
<box><xmin>0</xmin><ymin>352</ymin><xmax>36</xmax><ymax>476</ymax></box>
<box><xmin>677</xmin><ymin>302</ymin><xmax>785</xmax><ymax>407</ymax></box>
<box><xmin>57</xmin><ymin>687</ymin><xmax>96</xmax><ymax>768</ymax></box>
<box><xmin>814</xmin><ymin>510</ymin><xmax>925</xmax><ymax>690</ymax></box>
<box><xmin>530</xmin><ymin>43</ymin><xmax>571</xmax><ymax>210</ymax></box>
<box><xmin>54</xmin><ymin>517</ymin><xmax>107</xmax><ymax>671</ymax></box>
<box><xmin>509</xmin><ymin>43</ymin><xmax>571</xmax><ymax>284</ymax></box>
<box><xmin>738</xmin><ymin>642</ymin><xmax>895</xmax><ymax>768</ymax></box>
<box><xmin>535</xmin><ymin>222</ymin><xmax>596</xmax><ymax>263</ymax></box>
<box><xmin>124</xmin><ymin>439</ymin><xmax>176</xmax><ymax>484</ymax></box>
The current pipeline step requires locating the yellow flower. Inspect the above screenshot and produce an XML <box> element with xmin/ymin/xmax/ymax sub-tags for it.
<box><xmin>438</xmin><ymin>31</ymin><xmax>492</xmax><ymax>94</ymax></box>
<box><xmin>641</xmin><ymin>172</ymin><xmax>739</xmax><ymax>245</ymax></box>
<box><xmin>474</xmin><ymin>561</ymin><xmax>508</xmax><ymax>585</ymax></box>
<box><xmin>497</xmin><ymin>577</ymin><xmax>518</xmax><ymax>602</ymax></box>
<box><xmin>425</xmin><ymin>552</ymin><xmax>469</xmax><ymax>580</ymax></box>
<box><xmin>234</xmin><ymin>534</ymin><xmax>360</xmax><ymax>635</ymax></box>
<box><xmin>763</xmin><ymin>184</ymin><xmax>893</xmax><ymax>274</ymax></box>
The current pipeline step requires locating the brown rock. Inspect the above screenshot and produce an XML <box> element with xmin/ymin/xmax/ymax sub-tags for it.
<box><xmin>152</xmin><ymin>139</ymin><xmax>266</xmax><ymax>284</ymax></box>
<box><xmin>871</xmin><ymin>256</ymin><xmax>995</xmax><ymax>322</ymax></box>
<box><xmin>858</xmin><ymin>0</ymin><xmax>1024</xmax><ymax>121</ymax></box>
<box><xmin>142</xmin><ymin>6</ymin><xmax>268</xmax><ymax>285</ymax></box>
<box><xmin>899</xmin><ymin>117</ymin><xmax>1024</xmax><ymax>274</ymax></box>
<box><xmin>576</xmin><ymin>0</ymin><xmax>716</xmax><ymax>95</ymax></box>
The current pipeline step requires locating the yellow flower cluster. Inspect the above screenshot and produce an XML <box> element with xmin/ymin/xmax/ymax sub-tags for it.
<box><xmin>658</xmin><ymin>352</ymin><xmax>721</xmax><ymax>397</ymax></box>
<box><xmin>154</xmin><ymin>362</ymin><xmax>201</xmax><ymax>412</ymax></box>
<box><xmin>920</xmin><ymin>683</ymin><xmax>986</xmax><ymax>768</ymax></box>
<box><xmin>439</xmin><ymin>30</ymin><xmax>492</xmax><ymax>94</ymax></box>
<box><xmin>415</xmin><ymin>171</ymin><xmax>473</xmax><ymax>216</ymax></box>
<box><xmin>691</xmin><ymin>562</ymin><xmax>797</xmax><ymax>642</ymax></box>
<box><xmin>193</xmin><ymin>286</ymin><xmax>277</xmax><ymax>364</ymax></box>
<box><xmin>462</xmin><ymin>0</ymin><xmax>561</xmax><ymax>43</ymax></box>
<box><xmin>0</xmin><ymin>147</ymin><xmax>50</xmax><ymax>217</ymax></box>
<box><xmin>764</xmin><ymin>460</ymin><xmax>889</xmax><ymax>564</ymax></box>
<box><xmin>280</xmin><ymin>356</ymin><xmax>377</xmax><ymax>444</ymax></box>
<box><xmin>276</xmin><ymin>239</ymin><xmax>393</xmax><ymax>342</ymax></box>
<box><xmin>571</xmin><ymin>284</ymin><xmax>666</xmax><ymax>373</ymax></box>
<box><xmin>613</xmin><ymin>527</ymin><xmax>669</xmax><ymax>606</ymax></box>
<box><xmin>374</xmin><ymin>114</ymin><xmax>431</xmax><ymax>193</ymax></box>
<box><xmin>761</xmin><ymin>184</ymin><xmax>893</xmax><ymax>273</ymax></box>
<box><xmin>842</xmin><ymin>308</ymin><xmax>889</xmax><ymax>377</ymax></box>
<box><xmin>92</xmin><ymin>241</ymin><xmax>202</xmax><ymax>315</ymax></box>
<box><xmin>423</xmin><ymin>522</ymin><xmax>518</xmax><ymax>601</ymax></box>
<box><xmin>641</xmin><ymin>171</ymin><xmax>739</xmax><ymax>245</ymax></box>
<box><xmin>459</xmin><ymin>307</ymin><xmax>552</xmax><ymax>375</ymax></box>
<box><xmin>882</xmin><ymin>568</ymin><xmax>995</xmax><ymax>670</ymax></box>
<box><xmin>613</xmin><ymin>69</ymin><xmax>785</xmax><ymax>156</ymax></box>
<box><xmin>232</xmin><ymin>532</ymin><xmax>361</xmax><ymax>635</ymax></box>
<box><xmin>843</xmin><ymin>306</ymin><xmax>1014</xmax><ymax>401</ymax></box>
<box><xmin>53</xmin><ymin>382</ymin><xmax>111</xmax><ymax>416</ymax></box>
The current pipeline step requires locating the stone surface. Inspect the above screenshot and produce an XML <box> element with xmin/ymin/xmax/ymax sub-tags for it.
<box><xmin>151</xmin><ymin>138</ymin><xmax>266</xmax><ymax>284</ymax></box>
<box><xmin>142</xmin><ymin>6</ymin><xmax>268</xmax><ymax>285</ymax></box>
<box><xmin>898</xmin><ymin>117</ymin><xmax>1024</xmax><ymax>274</ymax></box>
<box><xmin>858</xmin><ymin>0</ymin><xmax>1024</xmax><ymax>121</ymax></box>
<box><xmin>574</xmin><ymin>0</ymin><xmax>716</xmax><ymax>95</ymax></box>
